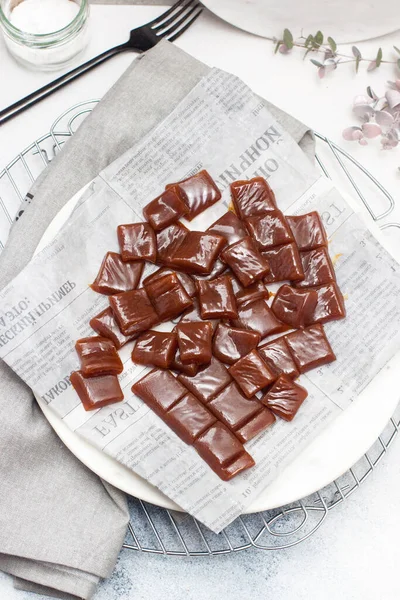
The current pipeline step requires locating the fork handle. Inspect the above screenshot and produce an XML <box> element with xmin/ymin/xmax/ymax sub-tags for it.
<box><xmin>0</xmin><ymin>43</ymin><xmax>140</xmax><ymax>126</ymax></box>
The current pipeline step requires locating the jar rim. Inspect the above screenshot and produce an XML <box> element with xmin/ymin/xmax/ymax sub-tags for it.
<box><xmin>0</xmin><ymin>0</ymin><xmax>87</xmax><ymax>40</ymax></box>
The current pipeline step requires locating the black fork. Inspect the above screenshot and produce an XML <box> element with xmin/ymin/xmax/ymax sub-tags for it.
<box><xmin>0</xmin><ymin>0</ymin><xmax>203</xmax><ymax>126</ymax></box>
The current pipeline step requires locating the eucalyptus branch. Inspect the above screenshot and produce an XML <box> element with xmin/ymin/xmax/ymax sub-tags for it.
<box><xmin>273</xmin><ymin>29</ymin><xmax>400</xmax><ymax>78</ymax></box>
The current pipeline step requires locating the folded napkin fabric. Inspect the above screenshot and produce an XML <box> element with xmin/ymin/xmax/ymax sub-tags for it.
<box><xmin>0</xmin><ymin>40</ymin><xmax>314</xmax><ymax>600</ymax></box>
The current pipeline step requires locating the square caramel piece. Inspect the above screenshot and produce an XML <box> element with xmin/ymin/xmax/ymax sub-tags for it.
<box><xmin>207</xmin><ymin>211</ymin><xmax>248</xmax><ymax>246</ymax></box>
<box><xmin>193</xmin><ymin>421</ymin><xmax>245</xmax><ymax>469</ymax></box>
<box><xmin>263</xmin><ymin>243</ymin><xmax>304</xmax><ymax>284</ymax></box>
<box><xmin>295</xmin><ymin>247</ymin><xmax>336</xmax><ymax>288</ymax></box>
<box><xmin>169</xmin><ymin>231</ymin><xmax>226</xmax><ymax>275</ymax></box>
<box><xmin>236</xmin><ymin>408</ymin><xmax>276</xmax><ymax>443</ymax></box>
<box><xmin>230</xmin><ymin>177</ymin><xmax>277</xmax><ymax>219</ymax></box>
<box><xmin>144</xmin><ymin>272</ymin><xmax>193</xmax><ymax>321</ymax></box>
<box><xmin>176</xmin><ymin>321</ymin><xmax>213</xmax><ymax>365</ymax></box>
<box><xmin>261</xmin><ymin>375</ymin><xmax>308</xmax><ymax>421</ymax></box>
<box><xmin>221</xmin><ymin>236</ymin><xmax>270</xmax><ymax>287</ymax></box>
<box><xmin>110</xmin><ymin>288</ymin><xmax>159</xmax><ymax>337</ymax></box>
<box><xmin>75</xmin><ymin>336</ymin><xmax>123</xmax><ymax>377</ymax></box>
<box><xmin>258</xmin><ymin>336</ymin><xmax>300</xmax><ymax>379</ymax></box>
<box><xmin>306</xmin><ymin>282</ymin><xmax>346</xmax><ymax>325</ymax></box>
<box><xmin>91</xmin><ymin>251</ymin><xmax>144</xmax><ymax>295</ymax></box>
<box><xmin>192</xmin><ymin>258</ymin><xmax>227</xmax><ymax>282</ymax></box>
<box><xmin>213</xmin><ymin>323</ymin><xmax>260</xmax><ymax>365</ymax></box>
<box><xmin>170</xmin><ymin>350</ymin><xmax>199</xmax><ymax>377</ymax></box>
<box><xmin>155</xmin><ymin>222</ymin><xmax>188</xmax><ymax>267</ymax></box>
<box><xmin>143</xmin><ymin>188</ymin><xmax>188</xmax><ymax>231</ymax></box>
<box><xmin>245</xmin><ymin>210</ymin><xmax>294</xmax><ymax>250</ymax></box>
<box><xmin>90</xmin><ymin>307</ymin><xmax>134</xmax><ymax>350</ymax></box>
<box><xmin>232</xmin><ymin>298</ymin><xmax>289</xmax><ymax>340</ymax></box>
<box><xmin>165</xmin><ymin>393</ymin><xmax>217</xmax><ymax>445</ymax></box>
<box><xmin>271</xmin><ymin>284</ymin><xmax>318</xmax><ymax>329</ymax></box>
<box><xmin>285</xmin><ymin>324</ymin><xmax>336</xmax><ymax>373</ymax></box>
<box><xmin>228</xmin><ymin>350</ymin><xmax>276</xmax><ymax>398</ymax></box>
<box><xmin>197</xmin><ymin>274</ymin><xmax>238</xmax><ymax>319</ymax></box>
<box><xmin>208</xmin><ymin>382</ymin><xmax>262</xmax><ymax>431</ymax></box>
<box><xmin>286</xmin><ymin>212</ymin><xmax>328</xmax><ymax>251</ymax></box>
<box><xmin>117</xmin><ymin>223</ymin><xmax>157</xmax><ymax>263</ymax></box>
<box><xmin>143</xmin><ymin>267</ymin><xmax>196</xmax><ymax>298</ymax></box>
<box><xmin>178</xmin><ymin>357</ymin><xmax>231</xmax><ymax>404</ymax></box>
<box><xmin>71</xmin><ymin>371</ymin><xmax>124</xmax><ymax>411</ymax></box>
<box><xmin>131</xmin><ymin>331</ymin><xmax>178</xmax><ymax>369</ymax></box>
<box><xmin>235</xmin><ymin>280</ymin><xmax>269</xmax><ymax>308</ymax></box>
<box><xmin>166</xmin><ymin>170</ymin><xmax>221</xmax><ymax>221</ymax></box>
<box><xmin>132</xmin><ymin>368</ymin><xmax>187</xmax><ymax>413</ymax></box>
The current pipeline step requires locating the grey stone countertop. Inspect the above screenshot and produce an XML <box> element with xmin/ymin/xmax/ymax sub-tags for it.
<box><xmin>1</xmin><ymin>436</ymin><xmax>399</xmax><ymax>600</ymax></box>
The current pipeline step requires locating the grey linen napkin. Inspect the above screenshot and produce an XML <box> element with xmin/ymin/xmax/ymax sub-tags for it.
<box><xmin>0</xmin><ymin>41</ymin><xmax>314</xmax><ymax>600</ymax></box>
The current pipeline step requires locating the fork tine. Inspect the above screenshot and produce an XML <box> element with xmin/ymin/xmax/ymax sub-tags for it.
<box><xmin>160</xmin><ymin>4</ymin><xmax>202</xmax><ymax>38</ymax></box>
<box><xmin>151</xmin><ymin>0</ymin><xmax>197</xmax><ymax>33</ymax></box>
<box><xmin>166</xmin><ymin>8</ymin><xmax>203</xmax><ymax>42</ymax></box>
<box><xmin>147</xmin><ymin>0</ymin><xmax>189</xmax><ymax>27</ymax></box>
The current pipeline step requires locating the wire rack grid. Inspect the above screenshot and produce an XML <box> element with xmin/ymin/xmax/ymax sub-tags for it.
<box><xmin>1</xmin><ymin>100</ymin><xmax>399</xmax><ymax>555</ymax></box>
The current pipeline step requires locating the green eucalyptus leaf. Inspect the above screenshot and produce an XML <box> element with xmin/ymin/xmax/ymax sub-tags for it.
<box><xmin>274</xmin><ymin>40</ymin><xmax>282</xmax><ymax>54</ymax></box>
<box><xmin>310</xmin><ymin>58</ymin><xmax>323</xmax><ymax>67</ymax></box>
<box><xmin>327</xmin><ymin>36</ymin><xmax>337</xmax><ymax>52</ymax></box>
<box><xmin>355</xmin><ymin>55</ymin><xmax>361</xmax><ymax>73</ymax></box>
<box><xmin>305</xmin><ymin>34</ymin><xmax>314</xmax><ymax>48</ymax></box>
<box><xmin>314</xmin><ymin>30</ymin><xmax>323</xmax><ymax>46</ymax></box>
<box><xmin>397</xmin><ymin>58</ymin><xmax>400</xmax><ymax>70</ymax></box>
<box><xmin>394</xmin><ymin>46</ymin><xmax>400</xmax><ymax>54</ymax></box>
<box><xmin>376</xmin><ymin>47</ymin><xmax>383</xmax><ymax>67</ymax></box>
<box><xmin>352</xmin><ymin>46</ymin><xmax>361</xmax><ymax>59</ymax></box>
<box><xmin>283</xmin><ymin>28</ymin><xmax>294</xmax><ymax>49</ymax></box>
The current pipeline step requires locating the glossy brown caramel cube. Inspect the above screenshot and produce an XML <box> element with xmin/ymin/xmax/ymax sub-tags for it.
<box><xmin>117</xmin><ymin>223</ymin><xmax>157</xmax><ymax>263</ymax></box>
<box><xmin>295</xmin><ymin>247</ymin><xmax>336</xmax><ymax>288</ymax></box>
<box><xmin>258</xmin><ymin>336</ymin><xmax>300</xmax><ymax>379</ymax></box>
<box><xmin>197</xmin><ymin>274</ymin><xmax>238</xmax><ymax>319</ymax></box>
<box><xmin>110</xmin><ymin>288</ymin><xmax>158</xmax><ymax>336</ymax></box>
<box><xmin>261</xmin><ymin>375</ymin><xmax>308</xmax><ymax>421</ymax></box>
<box><xmin>170</xmin><ymin>350</ymin><xmax>199</xmax><ymax>377</ymax></box>
<box><xmin>194</xmin><ymin>421</ymin><xmax>245</xmax><ymax>468</ymax></box>
<box><xmin>235</xmin><ymin>281</ymin><xmax>269</xmax><ymax>308</ymax></box>
<box><xmin>156</xmin><ymin>222</ymin><xmax>188</xmax><ymax>267</ymax></box>
<box><xmin>236</xmin><ymin>408</ymin><xmax>276</xmax><ymax>443</ymax></box>
<box><xmin>219</xmin><ymin>452</ymin><xmax>255</xmax><ymax>480</ymax></box>
<box><xmin>143</xmin><ymin>267</ymin><xmax>196</xmax><ymax>298</ymax></box>
<box><xmin>166</xmin><ymin>393</ymin><xmax>217</xmax><ymax>445</ymax></box>
<box><xmin>306</xmin><ymin>282</ymin><xmax>346</xmax><ymax>325</ymax></box>
<box><xmin>263</xmin><ymin>243</ymin><xmax>304</xmax><ymax>284</ymax></box>
<box><xmin>176</xmin><ymin>321</ymin><xmax>213</xmax><ymax>365</ymax></box>
<box><xmin>209</xmin><ymin>382</ymin><xmax>262</xmax><ymax>430</ymax></box>
<box><xmin>75</xmin><ymin>336</ymin><xmax>123</xmax><ymax>377</ymax></box>
<box><xmin>271</xmin><ymin>284</ymin><xmax>318</xmax><ymax>329</ymax></box>
<box><xmin>169</xmin><ymin>231</ymin><xmax>226</xmax><ymax>275</ymax></box>
<box><xmin>178</xmin><ymin>357</ymin><xmax>231</xmax><ymax>404</ymax></box>
<box><xmin>143</xmin><ymin>188</ymin><xmax>188</xmax><ymax>230</ymax></box>
<box><xmin>207</xmin><ymin>211</ymin><xmax>248</xmax><ymax>246</ymax></box>
<box><xmin>232</xmin><ymin>298</ymin><xmax>288</xmax><ymax>339</ymax></box>
<box><xmin>230</xmin><ymin>177</ymin><xmax>277</xmax><ymax>219</ymax></box>
<box><xmin>221</xmin><ymin>236</ymin><xmax>270</xmax><ymax>287</ymax></box>
<box><xmin>71</xmin><ymin>371</ymin><xmax>124</xmax><ymax>411</ymax></box>
<box><xmin>144</xmin><ymin>273</ymin><xmax>193</xmax><ymax>321</ymax></box>
<box><xmin>132</xmin><ymin>368</ymin><xmax>187</xmax><ymax>413</ymax></box>
<box><xmin>131</xmin><ymin>331</ymin><xmax>177</xmax><ymax>369</ymax></box>
<box><xmin>245</xmin><ymin>210</ymin><xmax>294</xmax><ymax>250</ymax></box>
<box><xmin>228</xmin><ymin>350</ymin><xmax>276</xmax><ymax>398</ymax></box>
<box><xmin>285</xmin><ymin>324</ymin><xmax>336</xmax><ymax>373</ymax></box>
<box><xmin>91</xmin><ymin>252</ymin><xmax>144</xmax><ymax>295</ymax></box>
<box><xmin>213</xmin><ymin>323</ymin><xmax>260</xmax><ymax>365</ymax></box>
<box><xmin>286</xmin><ymin>212</ymin><xmax>328</xmax><ymax>251</ymax></box>
<box><xmin>166</xmin><ymin>170</ymin><xmax>221</xmax><ymax>221</ymax></box>
<box><xmin>90</xmin><ymin>307</ymin><xmax>134</xmax><ymax>350</ymax></box>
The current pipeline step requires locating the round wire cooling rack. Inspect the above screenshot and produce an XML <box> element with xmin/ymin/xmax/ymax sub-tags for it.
<box><xmin>1</xmin><ymin>100</ymin><xmax>400</xmax><ymax>555</ymax></box>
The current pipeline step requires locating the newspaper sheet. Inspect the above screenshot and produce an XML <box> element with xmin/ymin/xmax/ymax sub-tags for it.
<box><xmin>1</xmin><ymin>69</ymin><xmax>400</xmax><ymax>532</ymax></box>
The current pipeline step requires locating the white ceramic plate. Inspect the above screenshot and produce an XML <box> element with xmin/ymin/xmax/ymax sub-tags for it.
<box><xmin>35</xmin><ymin>186</ymin><xmax>400</xmax><ymax>514</ymax></box>
<box><xmin>202</xmin><ymin>0</ymin><xmax>400</xmax><ymax>44</ymax></box>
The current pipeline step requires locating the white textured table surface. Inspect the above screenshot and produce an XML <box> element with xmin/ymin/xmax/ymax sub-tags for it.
<box><xmin>1</xmin><ymin>5</ymin><xmax>400</xmax><ymax>600</ymax></box>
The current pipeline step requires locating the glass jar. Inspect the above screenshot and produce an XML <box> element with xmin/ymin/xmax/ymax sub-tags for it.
<box><xmin>0</xmin><ymin>0</ymin><xmax>90</xmax><ymax>71</ymax></box>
